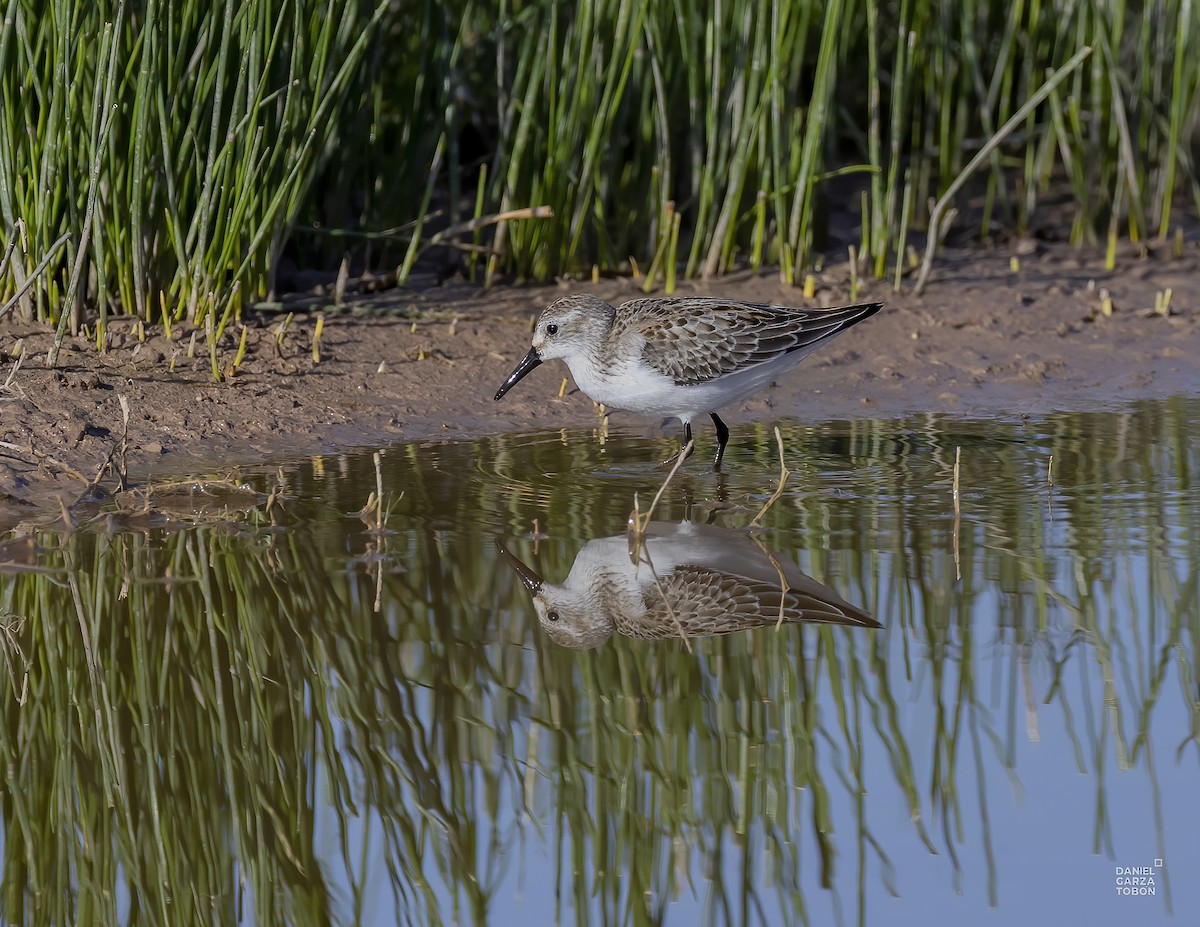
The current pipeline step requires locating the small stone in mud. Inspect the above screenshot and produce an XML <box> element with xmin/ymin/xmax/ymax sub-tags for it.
<box><xmin>1021</xmin><ymin>362</ymin><xmax>1050</xmax><ymax>382</ymax></box>
<box><xmin>54</xmin><ymin>371</ymin><xmax>108</xmax><ymax>391</ymax></box>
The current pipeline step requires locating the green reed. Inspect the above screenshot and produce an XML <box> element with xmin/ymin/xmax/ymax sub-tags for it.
<box><xmin>2</xmin><ymin>1</ymin><xmax>1198</xmax><ymax>364</ymax></box>
<box><xmin>414</xmin><ymin>0</ymin><xmax>1200</xmax><ymax>287</ymax></box>
<box><xmin>0</xmin><ymin>0</ymin><xmax>389</xmax><ymax>371</ymax></box>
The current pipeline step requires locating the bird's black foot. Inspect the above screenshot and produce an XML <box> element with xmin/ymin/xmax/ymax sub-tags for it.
<box><xmin>660</xmin><ymin>422</ymin><xmax>697</xmax><ymax>469</ymax></box>
<box><xmin>710</xmin><ymin>412</ymin><xmax>730</xmax><ymax>470</ymax></box>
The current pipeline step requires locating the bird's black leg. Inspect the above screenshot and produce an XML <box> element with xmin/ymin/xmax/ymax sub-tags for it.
<box><xmin>710</xmin><ymin>412</ymin><xmax>730</xmax><ymax>469</ymax></box>
<box><xmin>660</xmin><ymin>421</ymin><xmax>697</xmax><ymax>468</ymax></box>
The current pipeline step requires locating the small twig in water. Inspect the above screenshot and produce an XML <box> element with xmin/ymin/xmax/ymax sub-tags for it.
<box><xmin>57</xmin><ymin>496</ymin><xmax>76</xmax><ymax>532</ymax></box>
<box><xmin>952</xmin><ymin>446</ymin><xmax>961</xmax><ymax>581</ymax></box>
<box><xmin>628</xmin><ymin>439</ymin><xmax>693</xmax><ymax>544</ymax></box>
<box><xmin>750</xmin><ymin>534</ymin><xmax>793</xmax><ymax>631</ymax></box>
<box><xmin>0</xmin><ymin>613</ymin><xmax>30</xmax><ymax>705</ymax></box>
<box><xmin>631</xmin><ymin>538</ymin><xmax>691</xmax><ymax>654</ymax></box>
<box><xmin>373</xmin><ymin>451</ymin><xmax>384</xmax><ymax>533</ymax></box>
<box><xmin>750</xmin><ymin>428</ymin><xmax>791</xmax><ymax>528</ymax></box>
<box><xmin>117</xmin><ymin>395</ymin><xmax>130</xmax><ymax>491</ymax></box>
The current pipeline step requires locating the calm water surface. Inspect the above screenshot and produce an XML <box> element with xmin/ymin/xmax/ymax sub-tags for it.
<box><xmin>1</xmin><ymin>397</ymin><xmax>1198</xmax><ymax>926</ymax></box>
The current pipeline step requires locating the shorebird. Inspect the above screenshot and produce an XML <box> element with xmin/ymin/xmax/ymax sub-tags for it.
<box><xmin>499</xmin><ymin>521</ymin><xmax>878</xmax><ymax>650</ymax></box>
<box><xmin>494</xmin><ymin>294</ymin><xmax>882</xmax><ymax>467</ymax></box>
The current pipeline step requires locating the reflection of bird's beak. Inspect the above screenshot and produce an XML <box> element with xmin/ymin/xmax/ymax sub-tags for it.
<box><xmin>496</xmin><ymin>540</ymin><xmax>544</xmax><ymax>595</ymax></box>
<box><xmin>494</xmin><ymin>348</ymin><xmax>543</xmax><ymax>401</ymax></box>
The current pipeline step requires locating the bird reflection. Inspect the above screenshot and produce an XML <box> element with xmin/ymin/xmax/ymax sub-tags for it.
<box><xmin>499</xmin><ymin>521</ymin><xmax>879</xmax><ymax>650</ymax></box>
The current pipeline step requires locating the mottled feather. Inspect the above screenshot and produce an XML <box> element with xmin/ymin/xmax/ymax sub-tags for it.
<box><xmin>614</xmin><ymin>297</ymin><xmax>881</xmax><ymax>386</ymax></box>
<box><xmin>501</xmin><ymin>522</ymin><xmax>880</xmax><ymax>650</ymax></box>
<box><xmin>616</xmin><ymin>564</ymin><xmax>875</xmax><ymax>639</ymax></box>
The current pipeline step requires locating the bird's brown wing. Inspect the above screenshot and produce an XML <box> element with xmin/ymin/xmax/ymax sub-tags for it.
<box><xmin>619</xmin><ymin>565</ymin><xmax>876</xmax><ymax>639</ymax></box>
<box><xmin>615</xmin><ymin>297</ymin><xmax>881</xmax><ymax>386</ymax></box>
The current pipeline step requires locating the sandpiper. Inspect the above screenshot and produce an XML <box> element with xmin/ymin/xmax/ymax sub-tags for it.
<box><xmin>494</xmin><ymin>294</ymin><xmax>882</xmax><ymax>467</ymax></box>
<box><xmin>499</xmin><ymin>521</ymin><xmax>878</xmax><ymax>650</ymax></box>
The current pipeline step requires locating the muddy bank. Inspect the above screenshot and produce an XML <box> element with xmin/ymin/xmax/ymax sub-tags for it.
<box><xmin>3</xmin><ymin>238</ymin><xmax>1199</xmax><ymax>524</ymax></box>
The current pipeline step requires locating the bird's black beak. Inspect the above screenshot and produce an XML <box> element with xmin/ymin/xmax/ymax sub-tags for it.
<box><xmin>494</xmin><ymin>347</ymin><xmax>543</xmax><ymax>401</ymax></box>
<box><xmin>496</xmin><ymin>540</ymin><xmax>544</xmax><ymax>595</ymax></box>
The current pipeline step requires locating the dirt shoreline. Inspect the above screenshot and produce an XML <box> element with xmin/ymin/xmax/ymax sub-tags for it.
<box><xmin>3</xmin><ymin>239</ymin><xmax>1199</xmax><ymax>526</ymax></box>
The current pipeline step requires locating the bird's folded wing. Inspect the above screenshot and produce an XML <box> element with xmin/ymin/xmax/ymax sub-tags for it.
<box><xmin>619</xmin><ymin>297</ymin><xmax>867</xmax><ymax>385</ymax></box>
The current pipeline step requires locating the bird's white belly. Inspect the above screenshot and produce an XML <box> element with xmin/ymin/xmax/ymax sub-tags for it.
<box><xmin>565</xmin><ymin>355</ymin><xmax>784</xmax><ymax>422</ymax></box>
<box><xmin>566</xmin><ymin>359</ymin><xmax>691</xmax><ymax>419</ymax></box>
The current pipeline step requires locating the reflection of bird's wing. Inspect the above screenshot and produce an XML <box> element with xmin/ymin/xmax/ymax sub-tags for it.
<box><xmin>616</xmin><ymin>564</ymin><xmax>877</xmax><ymax>640</ymax></box>
<box><xmin>639</xmin><ymin>525</ymin><xmax>801</xmax><ymax>586</ymax></box>
<box><xmin>637</xmin><ymin>522</ymin><xmax>875</xmax><ymax>620</ymax></box>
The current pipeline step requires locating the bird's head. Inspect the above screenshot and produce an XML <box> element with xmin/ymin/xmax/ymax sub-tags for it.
<box><xmin>494</xmin><ymin>294</ymin><xmax>616</xmax><ymax>400</ymax></box>
<box><xmin>497</xmin><ymin>540</ymin><xmax>615</xmax><ymax>650</ymax></box>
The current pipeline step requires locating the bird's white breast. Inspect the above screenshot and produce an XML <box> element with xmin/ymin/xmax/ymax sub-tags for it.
<box><xmin>564</xmin><ymin>347</ymin><xmax>801</xmax><ymax>423</ymax></box>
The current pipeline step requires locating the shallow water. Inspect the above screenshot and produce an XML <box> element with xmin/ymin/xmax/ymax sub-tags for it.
<box><xmin>1</xmin><ymin>397</ymin><xmax>1198</xmax><ymax>925</ymax></box>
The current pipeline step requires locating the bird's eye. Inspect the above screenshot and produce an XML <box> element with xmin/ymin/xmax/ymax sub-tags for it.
<box><xmin>547</xmin><ymin>610</ymin><xmax>560</xmax><ymax>622</ymax></box>
<box><xmin>546</xmin><ymin>323</ymin><xmax>558</xmax><ymax>335</ymax></box>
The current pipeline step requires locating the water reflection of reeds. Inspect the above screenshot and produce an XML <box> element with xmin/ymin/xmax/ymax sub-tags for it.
<box><xmin>1</xmin><ymin>398</ymin><xmax>1197</xmax><ymax>924</ymax></box>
